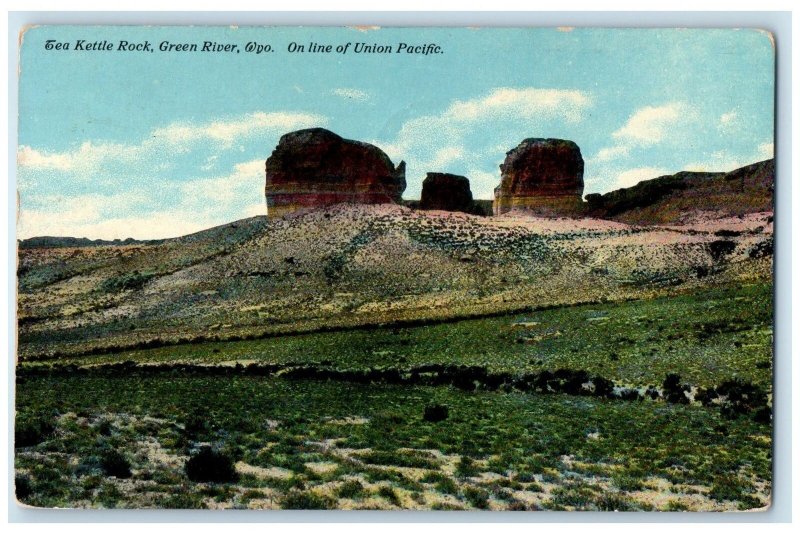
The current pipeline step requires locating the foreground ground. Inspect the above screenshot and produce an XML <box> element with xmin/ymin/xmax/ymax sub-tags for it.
<box><xmin>15</xmin><ymin>282</ymin><xmax>772</xmax><ymax>511</ymax></box>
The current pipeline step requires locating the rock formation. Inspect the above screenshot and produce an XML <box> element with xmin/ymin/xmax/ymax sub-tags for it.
<box><xmin>583</xmin><ymin>158</ymin><xmax>774</xmax><ymax>225</ymax></box>
<box><xmin>493</xmin><ymin>138</ymin><xmax>584</xmax><ymax>216</ymax></box>
<box><xmin>265</xmin><ymin>128</ymin><xmax>406</xmax><ymax>218</ymax></box>
<box><xmin>419</xmin><ymin>173</ymin><xmax>474</xmax><ymax>213</ymax></box>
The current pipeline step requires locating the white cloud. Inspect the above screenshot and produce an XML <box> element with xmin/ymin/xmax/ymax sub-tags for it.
<box><xmin>445</xmin><ymin>87</ymin><xmax>590</xmax><ymax>124</ymax></box>
<box><xmin>684</xmin><ymin>153</ymin><xmax>740</xmax><ymax>173</ymax></box>
<box><xmin>389</xmin><ymin>87</ymin><xmax>591</xmax><ymax>154</ymax></box>
<box><xmin>424</xmin><ymin>146</ymin><xmax>465</xmax><ymax>170</ymax></box>
<box><xmin>377</xmin><ymin>87</ymin><xmax>592</xmax><ymax>198</ymax></box>
<box><xmin>717</xmin><ymin>109</ymin><xmax>741</xmax><ymax>133</ymax></box>
<box><xmin>592</xmin><ymin>145</ymin><xmax>630</xmax><ymax>163</ymax></box>
<box><xmin>719</xmin><ymin>110</ymin><xmax>738</xmax><ymax>125</ymax></box>
<box><xmin>18</xmin><ymin>142</ymin><xmax>140</xmax><ymax>172</ymax></box>
<box><xmin>332</xmin><ymin>88</ymin><xmax>370</xmax><ymax>101</ymax></box>
<box><xmin>180</xmin><ymin>159</ymin><xmax>264</xmax><ymax>205</ymax></box>
<box><xmin>152</xmin><ymin>111</ymin><xmax>326</xmax><ymax>147</ymax></box>
<box><xmin>17</xmin><ymin>109</ymin><xmax>320</xmax><ymax>239</ymax></box>
<box><xmin>19</xmin><ymin>111</ymin><xmax>326</xmax><ymax>179</ymax></box>
<box><xmin>243</xmin><ymin>203</ymin><xmax>267</xmax><ymax>218</ymax></box>
<box><xmin>611</xmin><ymin>102</ymin><xmax>691</xmax><ymax>146</ymax></box>
<box><xmin>18</xmin><ymin>145</ymin><xmax>76</xmax><ymax>170</ymax></box>
<box><xmin>613</xmin><ymin>167</ymin><xmax>669</xmax><ymax>190</ymax></box>
<box><xmin>588</xmin><ymin>138</ymin><xmax>774</xmax><ymax>195</ymax></box>
<box><xmin>18</xmin><ymin>157</ymin><xmax>268</xmax><ymax>240</ymax></box>
<box><xmin>19</xmin><ymin>211</ymin><xmax>213</xmax><ymax>241</ymax></box>
<box><xmin>18</xmin><ymin>191</ymin><xmax>150</xmax><ymax>239</ymax></box>
<box><xmin>588</xmin><ymin>102</ymin><xmax>698</xmax><ymax>167</ymax></box>
<box><xmin>466</xmin><ymin>169</ymin><xmax>501</xmax><ymax>200</ymax></box>
<box><xmin>685</xmin><ymin>141</ymin><xmax>773</xmax><ymax>173</ymax></box>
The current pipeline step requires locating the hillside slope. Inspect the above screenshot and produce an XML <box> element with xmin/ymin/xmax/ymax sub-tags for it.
<box><xmin>17</xmin><ymin>203</ymin><xmax>773</xmax><ymax>360</ymax></box>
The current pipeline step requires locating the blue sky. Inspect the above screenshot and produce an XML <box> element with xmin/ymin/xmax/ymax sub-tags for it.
<box><xmin>17</xmin><ymin>26</ymin><xmax>774</xmax><ymax>239</ymax></box>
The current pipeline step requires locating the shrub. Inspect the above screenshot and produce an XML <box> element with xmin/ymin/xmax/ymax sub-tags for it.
<box><xmin>158</xmin><ymin>492</ymin><xmax>207</xmax><ymax>509</ymax></box>
<box><xmin>100</xmin><ymin>449</ymin><xmax>132</xmax><ymax>479</ymax></box>
<box><xmin>377</xmin><ymin>486</ymin><xmax>402</xmax><ymax>506</ymax></box>
<box><xmin>97</xmin><ymin>482</ymin><xmax>124</xmax><ymax>508</ymax></box>
<box><xmin>592</xmin><ymin>376</ymin><xmax>614</xmax><ymax>397</ymax></box>
<box><xmin>662</xmin><ymin>374</ymin><xmax>690</xmax><ymax>404</ymax></box>
<box><xmin>614</xmin><ymin>388</ymin><xmax>643</xmax><ymax>401</ymax></box>
<box><xmin>612</xmin><ymin>474</ymin><xmax>644</xmax><ymax>492</ymax></box>
<box><xmin>708</xmin><ymin>474</ymin><xmax>753</xmax><ymax>502</ymax></box>
<box><xmin>463</xmin><ymin>486</ymin><xmax>490</xmax><ymax>509</ymax></box>
<box><xmin>708</xmin><ymin>240</ymin><xmax>736</xmax><ymax>262</ymax></box>
<box><xmin>515</xmin><ymin>471</ymin><xmax>537</xmax><ymax>483</ymax></box>
<box><xmin>420</xmin><ymin>471</ymin><xmax>448</xmax><ymax>484</ymax></box>
<box><xmin>455</xmin><ymin>456</ymin><xmax>479</xmax><ymax>478</ymax></box>
<box><xmin>694</xmin><ymin>387</ymin><xmax>718</xmax><ymax>407</ymax></box>
<box><xmin>748</xmin><ymin>239</ymin><xmax>773</xmax><ymax>259</ymax></box>
<box><xmin>550</xmin><ymin>484</ymin><xmax>596</xmax><ymax>508</ymax></box>
<box><xmin>692</xmin><ymin>265</ymin><xmax>710</xmax><ymax>279</ymax></box>
<box><xmin>666</xmin><ymin>500</ymin><xmax>689</xmax><ymax>511</ymax></box>
<box><xmin>280</xmin><ymin>490</ymin><xmax>335</xmax><ymax>510</ymax></box>
<box><xmin>15</xmin><ymin>475</ymin><xmax>32</xmax><ymax>500</ymax></box>
<box><xmin>358</xmin><ymin>449</ymin><xmax>438</xmax><ymax>469</ymax></box>
<box><xmin>97</xmin><ymin>419</ymin><xmax>113</xmax><ymax>436</ymax></box>
<box><xmin>185</xmin><ymin>447</ymin><xmax>238</xmax><ymax>483</ymax></box>
<box><xmin>182</xmin><ymin>413</ymin><xmax>211</xmax><ymax>439</ymax></box>
<box><xmin>716</xmin><ymin>378</ymin><xmax>768</xmax><ymax>418</ymax></box>
<box><xmin>99</xmin><ymin>270</ymin><xmax>155</xmax><ymax>293</ymax></box>
<box><xmin>551</xmin><ymin>368</ymin><xmax>591</xmax><ymax>395</ymax></box>
<box><xmin>423</xmin><ymin>404</ymin><xmax>449</xmax><ymax>422</ymax></box>
<box><xmin>594</xmin><ymin>492</ymin><xmax>634</xmax><ymax>511</ymax></box>
<box><xmin>753</xmin><ymin>406</ymin><xmax>772</xmax><ymax>424</ymax></box>
<box><xmin>506</xmin><ymin>500</ymin><xmax>532</xmax><ymax>511</ymax></box>
<box><xmin>425</xmin><ymin>476</ymin><xmax>456</xmax><ymax>496</ymax></box>
<box><xmin>336</xmin><ymin>479</ymin><xmax>365</xmax><ymax>499</ymax></box>
<box><xmin>15</xmin><ymin>416</ymin><xmax>54</xmax><ymax>447</ymax></box>
<box><xmin>431</xmin><ymin>502</ymin><xmax>465</xmax><ymax>510</ymax></box>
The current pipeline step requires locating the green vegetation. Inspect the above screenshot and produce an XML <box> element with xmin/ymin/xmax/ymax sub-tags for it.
<box><xmin>15</xmin><ymin>367</ymin><xmax>770</xmax><ymax>510</ymax></box>
<box><xmin>14</xmin><ymin>282</ymin><xmax>772</xmax><ymax>510</ymax></box>
<box><xmin>31</xmin><ymin>283</ymin><xmax>773</xmax><ymax>391</ymax></box>
<box><xmin>185</xmin><ymin>448</ymin><xmax>238</xmax><ymax>483</ymax></box>
<box><xmin>99</xmin><ymin>449</ymin><xmax>132</xmax><ymax>479</ymax></box>
<box><xmin>98</xmin><ymin>270</ymin><xmax>156</xmax><ymax>293</ymax></box>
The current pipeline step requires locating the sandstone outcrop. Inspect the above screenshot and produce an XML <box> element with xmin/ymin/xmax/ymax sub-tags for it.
<box><xmin>493</xmin><ymin>138</ymin><xmax>584</xmax><ymax>216</ymax></box>
<box><xmin>584</xmin><ymin>158</ymin><xmax>774</xmax><ymax>225</ymax></box>
<box><xmin>419</xmin><ymin>173</ymin><xmax>474</xmax><ymax>213</ymax></box>
<box><xmin>265</xmin><ymin>128</ymin><xmax>406</xmax><ymax>218</ymax></box>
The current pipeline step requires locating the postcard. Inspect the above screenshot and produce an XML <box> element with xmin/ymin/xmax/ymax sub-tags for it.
<box><xmin>15</xmin><ymin>25</ymin><xmax>774</xmax><ymax>511</ymax></box>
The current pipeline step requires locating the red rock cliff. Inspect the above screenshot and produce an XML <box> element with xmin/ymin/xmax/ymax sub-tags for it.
<box><xmin>493</xmin><ymin>138</ymin><xmax>584</xmax><ymax>216</ymax></box>
<box><xmin>265</xmin><ymin>128</ymin><xmax>406</xmax><ymax>218</ymax></box>
<box><xmin>419</xmin><ymin>173</ymin><xmax>474</xmax><ymax>213</ymax></box>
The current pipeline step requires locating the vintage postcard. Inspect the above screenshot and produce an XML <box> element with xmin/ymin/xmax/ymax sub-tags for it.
<box><xmin>15</xmin><ymin>26</ymin><xmax>774</xmax><ymax>511</ymax></box>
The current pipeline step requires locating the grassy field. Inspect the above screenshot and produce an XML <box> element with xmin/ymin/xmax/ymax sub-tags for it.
<box><xmin>14</xmin><ymin>281</ymin><xmax>773</xmax><ymax>510</ymax></box>
<box><xmin>33</xmin><ymin>282</ymin><xmax>773</xmax><ymax>390</ymax></box>
<box><xmin>15</xmin><ymin>374</ymin><xmax>770</xmax><ymax>511</ymax></box>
